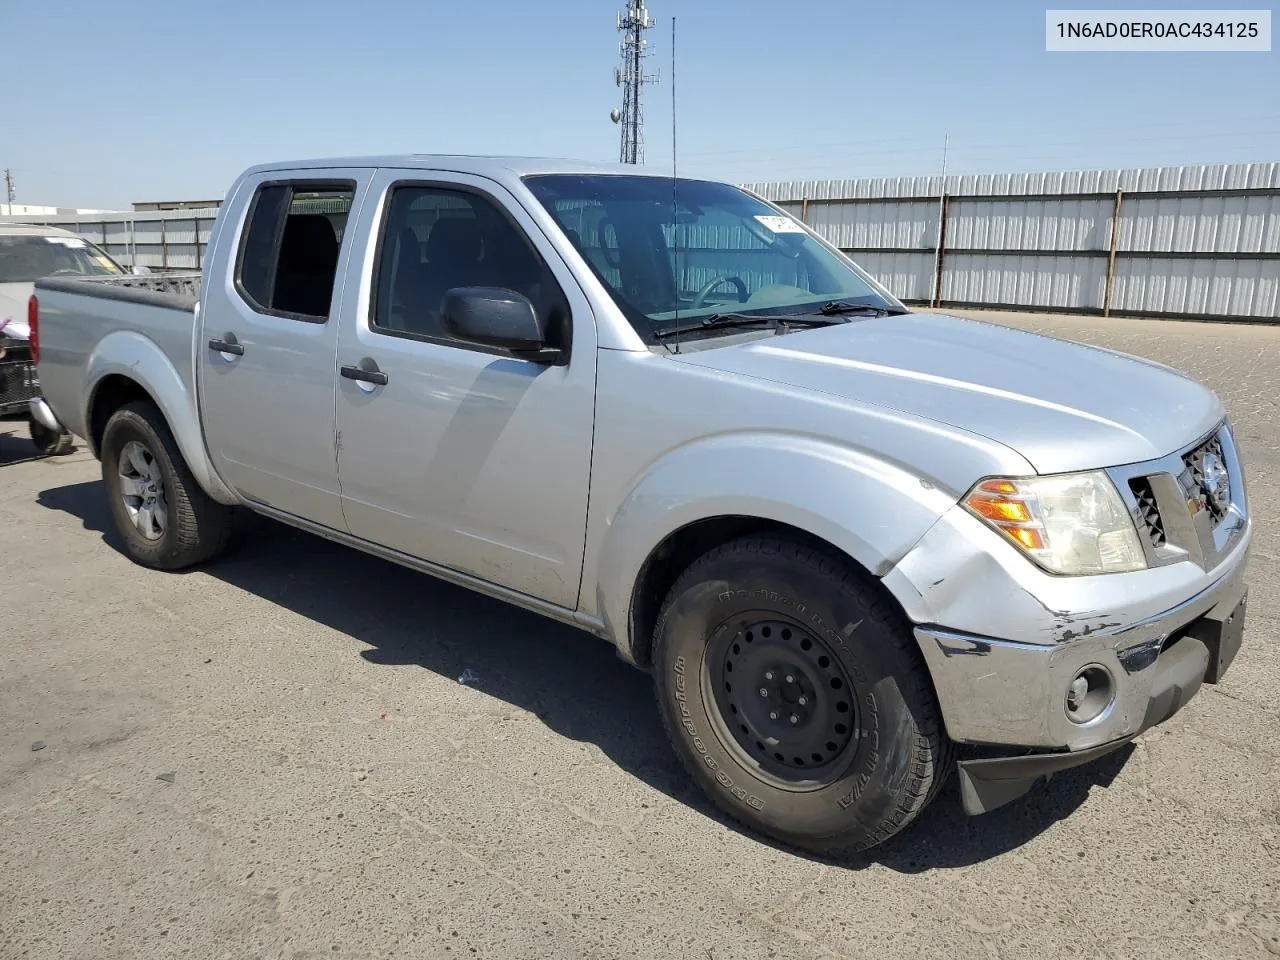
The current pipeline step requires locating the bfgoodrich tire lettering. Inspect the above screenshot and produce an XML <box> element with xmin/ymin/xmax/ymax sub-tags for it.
<box><xmin>100</xmin><ymin>401</ymin><xmax>233</xmax><ymax>570</ymax></box>
<box><xmin>652</xmin><ymin>535</ymin><xmax>953</xmax><ymax>854</ymax></box>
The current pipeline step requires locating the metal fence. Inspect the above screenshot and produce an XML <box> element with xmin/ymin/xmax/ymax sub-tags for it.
<box><xmin>746</xmin><ymin>162</ymin><xmax>1280</xmax><ymax>323</ymax></box>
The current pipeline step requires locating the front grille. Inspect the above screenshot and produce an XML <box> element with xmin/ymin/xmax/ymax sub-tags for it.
<box><xmin>1111</xmin><ymin>422</ymin><xmax>1245</xmax><ymax>570</ymax></box>
<box><xmin>1180</xmin><ymin>432</ymin><xmax>1230</xmax><ymax>524</ymax></box>
<box><xmin>0</xmin><ymin>357</ymin><xmax>39</xmax><ymax>408</ymax></box>
<box><xmin>1129</xmin><ymin>476</ymin><xmax>1166</xmax><ymax>547</ymax></box>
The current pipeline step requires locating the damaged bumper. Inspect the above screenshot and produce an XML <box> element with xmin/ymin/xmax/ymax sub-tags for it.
<box><xmin>912</xmin><ymin>543</ymin><xmax>1248</xmax><ymax>751</ymax></box>
<box><xmin>952</xmin><ymin>604</ymin><xmax>1240</xmax><ymax>814</ymax></box>
<box><xmin>882</xmin><ymin>490</ymin><xmax>1251</xmax><ymax>814</ymax></box>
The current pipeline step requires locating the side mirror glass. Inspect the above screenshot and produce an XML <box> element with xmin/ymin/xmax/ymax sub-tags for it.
<box><xmin>441</xmin><ymin>286</ymin><xmax>560</xmax><ymax>362</ymax></box>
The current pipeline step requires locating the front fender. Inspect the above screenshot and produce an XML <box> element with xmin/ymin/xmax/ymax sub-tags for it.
<box><xmin>84</xmin><ymin>330</ymin><xmax>238</xmax><ymax>505</ymax></box>
<box><xmin>592</xmin><ymin>431</ymin><xmax>961</xmax><ymax>656</ymax></box>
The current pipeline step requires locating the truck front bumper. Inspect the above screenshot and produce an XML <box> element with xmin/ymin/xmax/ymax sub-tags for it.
<box><xmin>883</xmin><ymin>493</ymin><xmax>1251</xmax><ymax>814</ymax></box>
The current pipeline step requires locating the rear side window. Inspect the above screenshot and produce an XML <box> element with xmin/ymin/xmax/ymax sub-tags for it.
<box><xmin>235</xmin><ymin>182</ymin><xmax>355</xmax><ymax>320</ymax></box>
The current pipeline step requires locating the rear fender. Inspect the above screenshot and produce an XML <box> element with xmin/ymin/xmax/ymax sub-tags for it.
<box><xmin>84</xmin><ymin>330</ymin><xmax>238</xmax><ymax>505</ymax></box>
<box><xmin>591</xmin><ymin>432</ymin><xmax>960</xmax><ymax>659</ymax></box>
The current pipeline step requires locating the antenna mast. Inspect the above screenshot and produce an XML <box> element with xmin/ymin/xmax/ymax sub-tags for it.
<box><xmin>614</xmin><ymin>0</ymin><xmax>657</xmax><ymax>164</ymax></box>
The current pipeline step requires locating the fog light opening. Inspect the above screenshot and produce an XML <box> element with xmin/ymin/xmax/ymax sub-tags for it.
<box><xmin>1065</xmin><ymin>665</ymin><xmax>1113</xmax><ymax>724</ymax></box>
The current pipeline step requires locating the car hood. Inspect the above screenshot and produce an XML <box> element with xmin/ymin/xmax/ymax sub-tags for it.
<box><xmin>0</xmin><ymin>282</ymin><xmax>34</xmax><ymax>340</ymax></box>
<box><xmin>670</xmin><ymin>311</ymin><xmax>1223</xmax><ymax>474</ymax></box>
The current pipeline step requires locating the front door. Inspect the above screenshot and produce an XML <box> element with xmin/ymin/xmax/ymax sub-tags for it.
<box><xmin>333</xmin><ymin>171</ymin><xmax>597</xmax><ymax>608</ymax></box>
<box><xmin>199</xmin><ymin>172</ymin><xmax>367</xmax><ymax>530</ymax></box>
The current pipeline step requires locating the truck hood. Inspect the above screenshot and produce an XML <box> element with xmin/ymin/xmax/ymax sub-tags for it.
<box><xmin>0</xmin><ymin>282</ymin><xmax>33</xmax><ymax>340</ymax></box>
<box><xmin>670</xmin><ymin>311</ymin><xmax>1223</xmax><ymax>474</ymax></box>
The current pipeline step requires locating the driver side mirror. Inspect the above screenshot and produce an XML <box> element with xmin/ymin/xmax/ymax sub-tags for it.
<box><xmin>131</xmin><ymin>264</ymin><xmax>152</xmax><ymax>276</ymax></box>
<box><xmin>441</xmin><ymin>287</ymin><xmax>564</xmax><ymax>364</ymax></box>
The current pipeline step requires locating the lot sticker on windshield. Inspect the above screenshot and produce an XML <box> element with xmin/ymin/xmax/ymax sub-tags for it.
<box><xmin>753</xmin><ymin>215</ymin><xmax>806</xmax><ymax>234</ymax></box>
<box><xmin>45</xmin><ymin>237</ymin><xmax>87</xmax><ymax>248</ymax></box>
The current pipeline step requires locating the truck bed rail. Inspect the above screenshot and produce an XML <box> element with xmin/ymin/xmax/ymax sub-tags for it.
<box><xmin>34</xmin><ymin>272</ymin><xmax>201</xmax><ymax>312</ymax></box>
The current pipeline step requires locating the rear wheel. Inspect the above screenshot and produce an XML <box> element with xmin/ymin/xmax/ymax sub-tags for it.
<box><xmin>652</xmin><ymin>535</ymin><xmax>953</xmax><ymax>854</ymax></box>
<box><xmin>100</xmin><ymin>401</ymin><xmax>233</xmax><ymax>570</ymax></box>
<box><xmin>29</xmin><ymin>418</ymin><xmax>74</xmax><ymax>457</ymax></box>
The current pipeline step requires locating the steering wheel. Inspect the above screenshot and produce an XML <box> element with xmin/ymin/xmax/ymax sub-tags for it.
<box><xmin>691</xmin><ymin>275</ymin><xmax>749</xmax><ymax>310</ymax></box>
<box><xmin>48</xmin><ymin>268</ymin><xmax>80</xmax><ymax>277</ymax></box>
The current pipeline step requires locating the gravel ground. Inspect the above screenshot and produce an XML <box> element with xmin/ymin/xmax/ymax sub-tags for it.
<box><xmin>1</xmin><ymin>309</ymin><xmax>1277</xmax><ymax>960</ymax></box>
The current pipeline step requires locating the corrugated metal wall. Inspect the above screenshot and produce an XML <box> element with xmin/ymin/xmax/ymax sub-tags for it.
<box><xmin>747</xmin><ymin>162</ymin><xmax>1280</xmax><ymax>322</ymax></box>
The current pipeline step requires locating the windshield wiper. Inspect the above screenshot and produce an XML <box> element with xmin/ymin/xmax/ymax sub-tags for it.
<box><xmin>652</xmin><ymin>312</ymin><xmax>848</xmax><ymax>341</ymax></box>
<box><xmin>817</xmin><ymin>301</ymin><xmax>901</xmax><ymax>317</ymax></box>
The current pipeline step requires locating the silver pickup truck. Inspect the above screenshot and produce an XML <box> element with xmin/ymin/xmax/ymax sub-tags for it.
<box><xmin>31</xmin><ymin>156</ymin><xmax>1251</xmax><ymax>853</ymax></box>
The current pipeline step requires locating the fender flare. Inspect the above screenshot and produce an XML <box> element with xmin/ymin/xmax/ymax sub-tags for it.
<box><xmin>589</xmin><ymin>432</ymin><xmax>960</xmax><ymax>660</ymax></box>
<box><xmin>84</xmin><ymin>330</ymin><xmax>238</xmax><ymax>505</ymax></box>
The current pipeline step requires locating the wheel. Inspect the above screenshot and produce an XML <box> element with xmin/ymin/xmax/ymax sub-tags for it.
<box><xmin>100</xmin><ymin>400</ymin><xmax>233</xmax><ymax>570</ymax></box>
<box><xmin>652</xmin><ymin>535</ymin><xmax>953</xmax><ymax>854</ymax></box>
<box><xmin>29</xmin><ymin>418</ymin><xmax>75</xmax><ymax>456</ymax></box>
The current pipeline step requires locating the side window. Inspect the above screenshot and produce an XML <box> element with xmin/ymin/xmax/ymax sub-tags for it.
<box><xmin>235</xmin><ymin>182</ymin><xmax>355</xmax><ymax>321</ymax></box>
<box><xmin>372</xmin><ymin>185</ymin><xmax>570</xmax><ymax>348</ymax></box>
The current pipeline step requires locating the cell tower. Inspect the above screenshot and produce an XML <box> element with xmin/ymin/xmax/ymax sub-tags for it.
<box><xmin>3</xmin><ymin>169</ymin><xmax>14</xmax><ymax>206</ymax></box>
<box><xmin>612</xmin><ymin>0</ymin><xmax>657</xmax><ymax>164</ymax></box>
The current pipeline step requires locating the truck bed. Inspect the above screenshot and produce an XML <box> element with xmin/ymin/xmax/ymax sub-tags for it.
<box><xmin>33</xmin><ymin>272</ymin><xmax>203</xmax><ymax>446</ymax></box>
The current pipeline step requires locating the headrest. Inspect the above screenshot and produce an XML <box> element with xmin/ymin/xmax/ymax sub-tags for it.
<box><xmin>425</xmin><ymin>217</ymin><xmax>482</xmax><ymax>264</ymax></box>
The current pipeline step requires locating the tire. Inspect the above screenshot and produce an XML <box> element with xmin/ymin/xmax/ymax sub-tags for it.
<box><xmin>652</xmin><ymin>534</ymin><xmax>953</xmax><ymax>855</ymax></box>
<box><xmin>100</xmin><ymin>400</ymin><xmax>233</xmax><ymax>570</ymax></box>
<box><xmin>29</xmin><ymin>418</ymin><xmax>75</xmax><ymax>456</ymax></box>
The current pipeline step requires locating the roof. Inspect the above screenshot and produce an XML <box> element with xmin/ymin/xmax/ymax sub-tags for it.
<box><xmin>0</xmin><ymin>223</ymin><xmax>80</xmax><ymax>238</ymax></box>
<box><xmin>241</xmin><ymin>154</ymin><xmax>677</xmax><ymax>180</ymax></box>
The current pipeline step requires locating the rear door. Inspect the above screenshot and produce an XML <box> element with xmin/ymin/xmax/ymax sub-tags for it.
<box><xmin>332</xmin><ymin>170</ymin><xmax>598</xmax><ymax>607</ymax></box>
<box><xmin>198</xmin><ymin>171</ymin><xmax>369</xmax><ymax>530</ymax></box>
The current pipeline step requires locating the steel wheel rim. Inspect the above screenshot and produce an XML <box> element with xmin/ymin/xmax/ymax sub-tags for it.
<box><xmin>705</xmin><ymin>615</ymin><xmax>860</xmax><ymax>788</ymax></box>
<box><xmin>118</xmin><ymin>440</ymin><xmax>168</xmax><ymax>541</ymax></box>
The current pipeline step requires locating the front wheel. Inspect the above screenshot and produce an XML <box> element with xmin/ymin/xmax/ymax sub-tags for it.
<box><xmin>652</xmin><ymin>535</ymin><xmax>953</xmax><ymax>854</ymax></box>
<box><xmin>100</xmin><ymin>401</ymin><xmax>233</xmax><ymax>570</ymax></box>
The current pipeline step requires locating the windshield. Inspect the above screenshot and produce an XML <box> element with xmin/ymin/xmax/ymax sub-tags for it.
<box><xmin>0</xmin><ymin>234</ymin><xmax>125</xmax><ymax>283</ymax></box>
<box><xmin>524</xmin><ymin>174</ymin><xmax>901</xmax><ymax>344</ymax></box>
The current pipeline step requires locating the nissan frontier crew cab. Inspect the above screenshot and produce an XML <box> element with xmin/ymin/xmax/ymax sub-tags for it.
<box><xmin>31</xmin><ymin>156</ymin><xmax>1251</xmax><ymax>853</ymax></box>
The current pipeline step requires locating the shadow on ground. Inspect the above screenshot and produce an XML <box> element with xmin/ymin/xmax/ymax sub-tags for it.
<box><xmin>38</xmin><ymin>478</ymin><xmax>1135</xmax><ymax>871</ymax></box>
<box><xmin>0</xmin><ymin>420</ymin><xmax>40</xmax><ymax>466</ymax></box>
<box><xmin>0</xmin><ymin>419</ymin><xmax>78</xmax><ymax>466</ymax></box>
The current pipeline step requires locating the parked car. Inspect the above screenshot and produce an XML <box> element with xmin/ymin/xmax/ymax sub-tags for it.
<box><xmin>29</xmin><ymin>156</ymin><xmax>1250</xmax><ymax>853</ymax></box>
<box><xmin>0</xmin><ymin>223</ymin><xmax>129</xmax><ymax>454</ymax></box>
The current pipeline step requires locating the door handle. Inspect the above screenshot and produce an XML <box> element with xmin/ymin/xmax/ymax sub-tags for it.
<box><xmin>208</xmin><ymin>336</ymin><xmax>244</xmax><ymax>356</ymax></box>
<box><xmin>340</xmin><ymin>364</ymin><xmax>389</xmax><ymax>386</ymax></box>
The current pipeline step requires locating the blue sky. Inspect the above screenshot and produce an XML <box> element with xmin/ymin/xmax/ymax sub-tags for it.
<box><xmin>5</xmin><ymin>0</ymin><xmax>1277</xmax><ymax>208</ymax></box>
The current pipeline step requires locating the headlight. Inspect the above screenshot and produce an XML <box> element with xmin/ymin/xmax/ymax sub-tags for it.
<box><xmin>963</xmin><ymin>471</ymin><xmax>1146</xmax><ymax>575</ymax></box>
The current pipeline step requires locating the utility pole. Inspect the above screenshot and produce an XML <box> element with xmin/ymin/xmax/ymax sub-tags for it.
<box><xmin>612</xmin><ymin>0</ymin><xmax>657</xmax><ymax>164</ymax></box>
<box><xmin>2</xmin><ymin>169</ymin><xmax>14</xmax><ymax>215</ymax></box>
